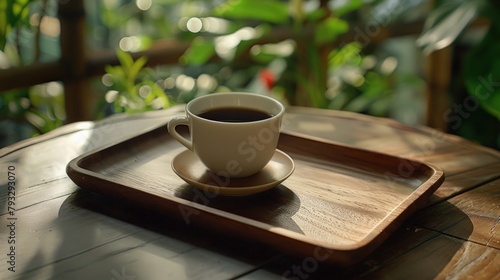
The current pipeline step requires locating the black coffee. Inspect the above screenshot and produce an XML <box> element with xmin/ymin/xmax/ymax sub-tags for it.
<box><xmin>197</xmin><ymin>107</ymin><xmax>272</xmax><ymax>122</ymax></box>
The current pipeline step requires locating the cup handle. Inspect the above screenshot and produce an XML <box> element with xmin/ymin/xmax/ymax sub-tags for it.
<box><xmin>167</xmin><ymin>116</ymin><xmax>193</xmax><ymax>151</ymax></box>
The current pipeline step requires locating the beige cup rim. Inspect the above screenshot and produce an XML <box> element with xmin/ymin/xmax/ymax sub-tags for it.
<box><xmin>185</xmin><ymin>92</ymin><xmax>285</xmax><ymax>125</ymax></box>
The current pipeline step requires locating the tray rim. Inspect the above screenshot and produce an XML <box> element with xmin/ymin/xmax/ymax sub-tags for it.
<box><xmin>66</xmin><ymin>122</ymin><xmax>445</xmax><ymax>265</ymax></box>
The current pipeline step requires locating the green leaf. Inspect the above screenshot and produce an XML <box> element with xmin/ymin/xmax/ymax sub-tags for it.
<box><xmin>181</xmin><ymin>37</ymin><xmax>215</xmax><ymax>65</ymax></box>
<box><xmin>147</xmin><ymin>80</ymin><xmax>170</xmax><ymax>108</ymax></box>
<box><xmin>361</xmin><ymin>72</ymin><xmax>388</xmax><ymax>98</ymax></box>
<box><xmin>0</xmin><ymin>0</ymin><xmax>34</xmax><ymax>50</ymax></box>
<box><xmin>416</xmin><ymin>0</ymin><xmax>485</xmax><ymax>53</ymax></box>
<box><xmin>305</xmin><ymin>8</ymin><xmax>327</xmax><ymax>22</ymax></box>
<box><xmin>0</xmin><ymin>1</ymin><xmax>7</xmax><ymax>50</ymax></box>
<box><xmin>105</xmin><ymin>65</ymin><xmax>127</xmax><ymax>92</ymax></box>
<box><xmin>314</xmin><ymin>17</ymin><xmax>349</xmax><ymax>45</ymax></box>
<box><xmin>329</xmin><ymin>42</ymin><xmax>362</xmax><ymax>66</ymax></box>
<box><xmin>116</xmin><ymin>49</ymin><xmax>134</xmax><ymax>72</ymax></box>
<box><xmin>104</xmin><ymin>65</ymin><xmax>121</xmax><ymax>77</ymax></box>
<box><xmin>332</xmin><ymin>0</ymin><xmax>364</xmax><ymax>17</ymax></box>
<box><xmin>129</xmin><ymin>56</ymin><xmax>148</xmax><ymax>82</ymax></box>
<box><xmin>464</xmin><ymin>25</ymin><xmax>500</xmax><ymax>119</ymax></box>
<box><xmin>215</xmin><ymin>0</ymin><xmax>289</xmax><ymax>24</ymax></box>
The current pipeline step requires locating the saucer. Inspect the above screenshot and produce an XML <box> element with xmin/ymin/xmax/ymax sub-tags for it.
<box><xmin>171</xmin><ymin>149</ymin><xmax>295</xmax><ymax>196</ymax></box>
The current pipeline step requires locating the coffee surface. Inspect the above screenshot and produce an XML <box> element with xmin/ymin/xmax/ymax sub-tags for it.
<box><xmin>197</xmin><ymin>107</ymin><xmax>271</xmax><ymax>122</ymax></box>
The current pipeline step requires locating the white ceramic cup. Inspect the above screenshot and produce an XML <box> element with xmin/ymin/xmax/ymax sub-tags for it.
<box><xmin>167</xmin><ymin>92</ymin><xmax>285</xmax><ymax>178</ymax></box>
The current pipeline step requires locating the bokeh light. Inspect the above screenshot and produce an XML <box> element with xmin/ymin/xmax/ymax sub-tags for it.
<box><xmin>101</xmin><ymin>73</ymin><xmax>114</xmax><ymax>87</ymax></box>
<box><xmin>175</xmin><ymin>74</ymin><xmax>195</xmax><ymax>91</ymax></box>
<box><xmin>105</xmin><ymin>90</ymin><xmax>119</xmax><ymax>103</ymax></box>
<box><xmin>40</xmin><ymin>16</ymin><xmax>60</xmax><ymax>37</ymax></box>
<box><xmin>380</xmin><ymin>57</ymin><xmax>398</xmax><ymax>74</ymax></box>
<box><xmin>119</xmin><ymin>36</ymin><xmax>141</xmax><ymax>52</ymax></box>
<box><xmin>197</xmin><ymin>74</ymin><xmax>218</xmax><ymax>91</ymax></box>
<box><xmin>186</xmin><ymin>17</ymin><xmax>203</xmax><ymax>33</ymax></box>
<box><xmin>136</xmin><ymin>0</ymin><xmax>152</xmax><ymax>11</ymax></box>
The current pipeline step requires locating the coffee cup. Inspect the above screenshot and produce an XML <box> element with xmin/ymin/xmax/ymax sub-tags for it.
<box><xmin>167</xmin><ymin>92</ymin><xmax>285</xmax><ymax>178</ymax></box>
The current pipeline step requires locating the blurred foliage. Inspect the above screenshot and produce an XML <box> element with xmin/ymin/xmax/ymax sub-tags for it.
<box><xmin>418</xmin><ymin>0</ymin><xmax>500</xmax><ymax>119</ymax></box>
<box><xmin>1</xmin><ymin>0</ymin><xmax>63</xmax><ymax>147</ymax></box>
<box><xmin>101</xmin><ymin>50</ymin><xmax>170</xmax><ymax>115</ymax></box>
<box><xmin>0</xmin><ymin>0</ymin><xmax>428</xmax><ymax>147</ymax></box>
<box><xmin>0</xmin><ymin>0</ymin><xmax>35</xmax><ymax>50</ymax></box>
<box><xmin>465</xmin><ymin>25</ymin><xmax>500</xmax><ymax>119</ymax></box>
<box><xmin>216</xmin><ymin>0</ymin><xmax>289</xmax><ymax>24</ymax></box>
<box><xmin>327</xmin><ymin>42</ymin><xmax>396</xmax><ymax>116</ymax></box>
<box><xmin>1</xmin><ymin>0</ymin><xmax>498</xmax><ymax>149</ymax></box>
<box><xmin>418</xmin><ymin>0</ymin><xmax>500</xmax><ymax>148</ymax></box>
<box><xmin>179</xmin><ymin>0</ymin><xmax>423</xmax><ymax>117</ymax></box>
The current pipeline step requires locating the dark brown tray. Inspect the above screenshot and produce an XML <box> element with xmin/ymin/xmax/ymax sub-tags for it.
<box><xmin>66</xmin><ymin>123</ymin><xmax>444</xmax><ymax>265</ymax></box>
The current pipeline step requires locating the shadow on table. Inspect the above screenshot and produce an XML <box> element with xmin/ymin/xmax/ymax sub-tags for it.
<box><xmin>220</xmin><ymin>194</ymin><xmax>475</xmax><ymax>279</ymax></box>
<box><xmin>174</xmin><ymin>183</ymin><xmax>303</xmax><ymax>234</ymax></box>
<box><xmin>343</xmin><ymin>197</ymin><xmax>474</xmax><ymax>279</ymax></box>
<box><xmin>37</xmin><ymin>189</ymin><xmax>472</xmax><ymax>280</ymax></box>
<box><xmin>46</xmin><ymin>187</ymin><xmax>295</xmax><ymax>279</ymax></box>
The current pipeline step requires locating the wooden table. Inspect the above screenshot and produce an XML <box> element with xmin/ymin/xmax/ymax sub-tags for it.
<box><xmin>1</xmin><ymin>106</ymin><xmax>499</xmax><ymax>279</ymax></box>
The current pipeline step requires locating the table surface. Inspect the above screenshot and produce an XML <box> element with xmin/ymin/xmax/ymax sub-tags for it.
<box><xmin>1</xmin><ymin>106</ymin><xmax>499</xmax><ymax>280</ymax></box>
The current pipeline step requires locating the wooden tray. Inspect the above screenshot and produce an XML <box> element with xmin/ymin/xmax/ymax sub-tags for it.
<box><xmin>66</xmin><ymin>123</ymin><xmax>444</xmax><ymax>265</ymax></box>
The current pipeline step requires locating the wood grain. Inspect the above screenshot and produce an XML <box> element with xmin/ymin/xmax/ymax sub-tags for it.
<box><xmin>411</xmin><ymin>177</ymin><xmax>500</xmax><ymax>249</ymax></box>
<box><xmin>237</xmin><ymin>226</ymin><xmax>500</xmax><ymax>280</ymax></box>
<box><xmin>0</xmin><ymin>185</ymin><xmax>281</xmax><ymax>279</ymax></box>
<box><xmin>356</xmin><ymin>231</ymin><xmax>500</xmax><ymax>279</ymax></box>
<box><xmin>1</xmin><ymin>106</ymin><xmax>499</xmax><ymax>279</ymax></box>
<box><xmin>284</xmin><ymin>108</ymin><xmax>500</xmax><ymax>166</ymax></box>
<box><xmin>424</xmin><ymin>162</ymin><xmax>500</xmax><ymax>206</ymax></box>
<box><xmin>66</xmin><ymin>124</ymin><xmax>443</xmax><ymax>265</ymax></box>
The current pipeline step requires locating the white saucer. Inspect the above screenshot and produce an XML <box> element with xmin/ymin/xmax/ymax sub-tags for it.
<box><xmin>171</xmin><ymin>149</ymin><xmax>295</xmax><ymax>196</ymax></box>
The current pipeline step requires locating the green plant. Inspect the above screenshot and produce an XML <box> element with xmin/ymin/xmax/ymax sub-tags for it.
<box><xmin>181</xmin><ymin>0</ymin><xmax>351</xmax><ymax>107</ymax></box>
<box><xmin>0</xmin><ymin>0</ymin><xmax>35</xmax><ymax>50</ymax></box>
<box><xmin>179</xmin><ymin>0</ymin><xmax>422</xmax><ymax>119</ymax></box>
<box><xmin>1</xmin><ymin>0</ymin><xmax>66</xmax><ymax>148</ymax></box>
<box><xmin>0</xmin><ymin>48</ymin><xmax>65</xmax><ymax>135</ymax></box>
<box><xmin>102</xmin><ymin>50</ymin><xmax>171</xmax><ymax>115</ymax></box>
<box><xmin>417</xmin><ymin>0</ymin><xmax>500</xmax><ymax>119</ymax></box>
<box><xmin>327</xmin><ymin>42</ymin><xmax>394</xmax><ymax>115</ymax></box>
<box><xmin>417</xmin><ymin>0</ymin><xmax>500</xmax><ymax>148</ymax></box>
